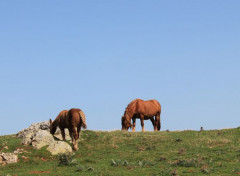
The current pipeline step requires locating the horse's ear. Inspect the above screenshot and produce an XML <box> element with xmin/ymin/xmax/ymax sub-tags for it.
<box><xmin>49</xmin><ymin>119</ymin><xmax>52</xmax><ymax>124</ymax></box>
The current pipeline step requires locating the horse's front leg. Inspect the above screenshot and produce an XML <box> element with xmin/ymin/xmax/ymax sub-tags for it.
<box><xmin>140</xmin><ymin>115</ymin><xmax>145</xmax><ymax>132</ymax></box>
<box><xmin>132</xmin><ymin>118</ymin><xmax>136</xmax><ymax>132</ymax></box>
<box><xmin>60</xmin><ymin>128</ymin><xmax>66</xmax><ymax>141</ymax></box>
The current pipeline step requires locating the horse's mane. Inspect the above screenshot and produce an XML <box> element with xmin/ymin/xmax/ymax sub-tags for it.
<box><xmin>124</xmin><ymin>99</ymin><xmax>141</xmax><ymax>116</ymax></box>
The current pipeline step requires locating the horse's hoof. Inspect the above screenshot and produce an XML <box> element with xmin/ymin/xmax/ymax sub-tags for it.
<box><xmin>73</xmin><ymin>145</ymin><xmax>79</xmax><ymax>151</ymax></box>
<box><xmin>73</xmin><ymin>147</ymin><xmax>78</xmax><ymax>151</ymax></box>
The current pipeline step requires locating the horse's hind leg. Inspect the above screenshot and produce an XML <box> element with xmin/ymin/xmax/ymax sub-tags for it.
<box><xmin>77</xmin><ymin>124</ymin><xmax>81</xmax><ymax>139</ymax></box>
<box><xmin>68</xmin><ymin>128</ymin><xmax>73</xmax><ymax>143</ymax></box>
<box><xmin>72</xmin><ymin>127</ymin><xmax>79</xmax><ymax>151</ymax></box>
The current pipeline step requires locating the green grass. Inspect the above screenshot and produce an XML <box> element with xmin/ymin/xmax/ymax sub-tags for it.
<box><xmin>0</xmin><ymin>127</ymin><xmax>240</xmax><ymax>176</ymax></box>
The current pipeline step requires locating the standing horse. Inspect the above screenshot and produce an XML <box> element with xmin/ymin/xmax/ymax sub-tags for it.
<box><xmin>68</xmin><ymin>108</ymin><xmax>87</xmax><ymax>151</ymax></box>
<box><xmin>49</xmin><ymin>108</ymin><xmax>87</xmax><ymax>151</ymax></box>
<box><xmin>121</xmin><ymin>99</ymin><xmax>161</xmax><ymax>131</ymax></box>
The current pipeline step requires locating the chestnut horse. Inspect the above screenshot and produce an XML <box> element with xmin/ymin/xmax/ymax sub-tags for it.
<box><xmin>49</xmin><ymin>110</ymin><xmax>69</xmax><ymax>140</ymax></box>
<box><xmin>49</xmin><ymin>108</ymin><xmax>87</xmax><ymax>151</ymax></box>
<box><xmin>68</xmin><ymin>108</ymin><xmax>87</xmax><ymax>151</ymax></box>
<box><xmin>121</xmin><ymin>99</ymin><xmax>161</xmax><ymax>131</ymax></box>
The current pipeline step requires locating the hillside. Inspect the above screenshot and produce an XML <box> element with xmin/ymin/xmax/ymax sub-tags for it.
<box><xmin>0</xmin><ymin>128</ymin><xmax>239</xmax><ymax>176</ymax></box>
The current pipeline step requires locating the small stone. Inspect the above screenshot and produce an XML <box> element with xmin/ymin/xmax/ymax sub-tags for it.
<box><xmin>22</xmin><ymin>156</ymin><xmax>28</xmax><ymax>161</ymax></box>
<box><xmin>14</xmin><ymin>148</ymin><xmax>25</xmax><ymax>154</ymax></box>
<box><xmin>175</xmin><ymin>138</ymin><xmax>182</xmax><ymax>142</ymax></box>
<box><xmin>1</xmin><ymin>153</ymin><xmax>18</xmax><ymax>164</ymax></box>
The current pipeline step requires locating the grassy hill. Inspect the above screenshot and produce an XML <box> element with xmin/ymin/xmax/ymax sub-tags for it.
<box><xmin>0</xmin><ymin>127</ymin><xmax>239</xmax><ymax>176</ymax></box>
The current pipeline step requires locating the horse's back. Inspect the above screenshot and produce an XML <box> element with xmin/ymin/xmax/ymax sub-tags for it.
<box><xmin>68</xmin><ymin>108</ymin><xmax>81</xmax><ymax>126</ymax></box>
<box><xmin>137</xmin><ymin>99</ymin><xmax>161</xmax><ymax>115</ymax></box>
<box><xmin>148</xmin><ymin>99</ymin><xmax>161</xmax><ymax>111</ymax></box>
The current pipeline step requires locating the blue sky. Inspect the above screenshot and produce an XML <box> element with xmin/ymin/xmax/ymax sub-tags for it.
<box><xmin>0</xmin><ymin>1</ymin><xmax>240</xmax><ymax>135</ymax></box>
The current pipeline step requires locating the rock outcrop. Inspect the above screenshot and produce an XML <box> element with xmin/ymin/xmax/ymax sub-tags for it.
<box><xmin>17</xmin><ymin>121</ymin><xmax>52</xmax><ymax>145</ymax></box>
<box><xmin>17</xmin><ymin>121</ymin><xmax>72</xmax><ymax>155</ymax></box>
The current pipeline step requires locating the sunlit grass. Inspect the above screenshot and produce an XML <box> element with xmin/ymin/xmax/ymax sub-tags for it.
<box><xmin>0</xmin><ymin>127</ymin><xmax>239</xmax><ymax>175</ymax></box>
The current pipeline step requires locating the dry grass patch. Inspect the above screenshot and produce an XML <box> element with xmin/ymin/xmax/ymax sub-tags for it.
<box><xmin>206</xmin><ymin>138</ymin><xmax>232</xmax><ymax>147</ymax></box>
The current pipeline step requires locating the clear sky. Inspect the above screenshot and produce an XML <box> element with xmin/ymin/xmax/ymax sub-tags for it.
<box><xmin>0</xmin><ymin>1</ymin><xmax>240</xmax><ymax>135</ymax></box>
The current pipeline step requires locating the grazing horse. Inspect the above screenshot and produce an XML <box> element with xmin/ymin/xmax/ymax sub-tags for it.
<box><xmin>49</xmin><ymin>110</ymin><xmax>69</xmax><ymax>141</ymax></box>
<box><xmin>49</xmin><ymin>108</ymin><xmax>87</xmax><ymax>151</ymax></box>
<box><xmin>121</xmin><ymin>99</ymin><xmax>161</xmax><ymax>132</ymax></box>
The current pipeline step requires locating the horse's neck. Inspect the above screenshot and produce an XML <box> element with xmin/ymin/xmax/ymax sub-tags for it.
<box><xmin>52</xmin><ymin>117</ymin><xmax>60</xmax><ymax>127</ymax></box>
<box><xmin>126</xmin><ymin>100</ymin><xmax>138</xmax><ymax>120</ymax></box>
<box><xmin>125</xmin><ymin>107</ymin><xmax>136</xmax><ymax>120</ymax></box>
<box><xmin>60</xmin><ymin>114</ymin><xmax>69</xmax><ymax>128</ymax></box>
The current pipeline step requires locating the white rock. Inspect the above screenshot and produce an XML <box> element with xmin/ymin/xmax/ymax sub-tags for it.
<box><xmin>1</xmin><ymin>153</ymin><xmax>18</xmax><ymax>164</ymax></box>
<box><xmin>21</xmin><ymin>131</ymin><xmax>34</xmax><ymax>145</ymax></box>
<box><xmin>47</xmin><ymin>141</ymin><xmax>72</xmax><ymax>155</ymax></box>
<box><xmin>31</xmin><ymin>130</ymin><xmax>54</xmax><ymax>149</ymax></box>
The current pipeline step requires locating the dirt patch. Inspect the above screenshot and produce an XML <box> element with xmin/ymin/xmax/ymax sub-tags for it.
<box><xmin>29</xmin><ymin>171</ymin><xmax>51</xmax><ymax>174</ymax></box>
<box><xmin>40</xmin><ymin>157</ymin><xmax>48</xmax><ymax>162</ymax></box>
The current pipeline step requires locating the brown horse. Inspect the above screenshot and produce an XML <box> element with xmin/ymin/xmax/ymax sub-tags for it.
<box><xmin>68</xmin><ymin>108</ymin><xmax>87</xmax><ymax>151</ymax></box>
<box><xmin>49</xmin><ymin>110</ymin><xmax>69</xmax><ymax>141</ymax></box>
<box><xmin>49</xmin><ymin>108</ymin><xmax>87</xmax><ymax>151</ymax></box>
<box><xmin>121</xmin><ymin>99</ymin><xmax>161</xmax><ymax>131</ymax></box>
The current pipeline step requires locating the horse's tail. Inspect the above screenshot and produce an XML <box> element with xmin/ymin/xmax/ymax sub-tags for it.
<box><xmin>79</xmin><ymin>110</ymin><xmax>87</xmax><ymax>129</ymax></box>
<box><xmin>157</xmin><ymin>109</ymin><xmax>161</xmax><ymax>131</ymax></box>
<box><xmin>157</xmin><ymin>114</ymin><xmax>161</xmax><ymax>131</ymax></box>
<box><xmin>156</xmin><ymin>101</ymin><xmax>161</xmax><ymax>131</ymax></box>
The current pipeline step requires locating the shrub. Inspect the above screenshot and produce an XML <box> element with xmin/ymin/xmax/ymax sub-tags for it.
<box><xmin>58</xmin><ymin>153</ymin><xmax>76</xmax><ymax>166</ymax></box>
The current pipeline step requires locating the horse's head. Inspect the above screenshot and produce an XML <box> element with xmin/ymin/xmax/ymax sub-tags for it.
<box><xmin>121</xmin><ymin>115</ymin><xmax>132</xmax><ymax>131</ymax></box>
<box><xmin>49</xmin><ymin>119</ymin><xmax>57</xmax><ymax>135</ymax></box>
